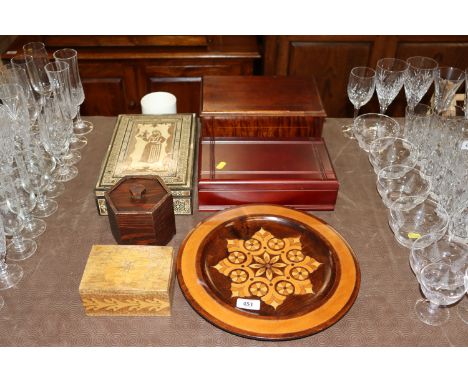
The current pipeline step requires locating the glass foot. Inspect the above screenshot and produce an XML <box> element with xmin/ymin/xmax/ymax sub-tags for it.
<box><xmin>69</xmin><ymin>135</ymin><xmax>87</xmax><ymax>150</ymax></box>
<box><xmin>54</xmin><ymin>165</ymin><xmax>78</xmax><ymax>183</ymax></box>
<box><xmin>63</xmin><ymin>150</ymin><xmax>81</xmax><ymax>166</ymax></box>
<box><xmin>457</xmin><ymin>297</ymin><xmax>468</xmax><ymax>324</ymax></box>
<box><xmin>73</xmin><ymin>120</ymin><xmax>94</xmax><ymax>136</ymax></box>
<box><xmin>45</xmin><ymin>182</ymin><xmax>65</xmax><ymax>199</ymax></box>
<box><xmin>0</xmin><ymin>263</ymin><xmax>24</xmax><ymax>290</ymax></box>
<box><xmin>7</xmin><ymin>239</ymin><xmax>37</xmax><ymax>261</ymax></box>
<box><xmin>33</xmin><ymin>199</ymin><xmax>58</xmax><ymax>218</ymax></box>
<box><xmin>22</xmin><ymin>218</ymin><xmax>47</xmax><ymax>239</ymax></box>
<box><xmin>415</xmin><ymin>298</ymin><xmax>449</xmax><ymax>326</ymax></box>
<box><xmin>342</xmin><ymin>124</ymin><xmax>356</xmax><ymax>139</ymax></box>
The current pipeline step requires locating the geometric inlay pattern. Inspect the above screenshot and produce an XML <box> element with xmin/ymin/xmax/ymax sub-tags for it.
<box><xmin>213</xmin><ymin>228</ymin><xmax>321</xmax><ymax>309</ymax></box>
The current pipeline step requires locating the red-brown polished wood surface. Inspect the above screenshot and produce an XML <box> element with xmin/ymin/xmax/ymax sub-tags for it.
<box><xmin>105</xmin><ymin>175</ymin><xmax>176</xmax><ymax>246</ymax></box>
<box><xmin>198</xmin><ymin>138</ymin><xmax>339</xmax><ymax>211</ymax></box>
<box><xmin>177</xmin><ymin>205</ymin><xmax>360</xmax><ymax>340</ymax></box>
<box><xmin>201</xmin><ymin>75</ymin><xmax>326</xmax><ymax>137</ymax></box>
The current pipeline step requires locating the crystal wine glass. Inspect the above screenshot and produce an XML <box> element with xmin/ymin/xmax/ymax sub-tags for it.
<box><xmin>404</xmin><ymin>103</ymin><xmax>433</xmax><ymax>164</ymax></box>
<box><xmin>0</xmin><ymin>83</ymin><xmax>32</xmax><ymax>149</ymax></box>
<box><xmin>3</xmin><ymin>172</ymin><xmax>44</xmax><ymax>240</ymax></box>
<box><xmin>352</xmin><ymin>113</ymin><xmax>400</xmax><ymax>152</ymax></box>
<box><xmin>22</xmin><ymin>42</ymin><xmax>52</xmax><ymax>108</ymax></box>
<box><xmin>0</xmin><ymin>198</ymin><xmax>37</xmax><ymax>261</ymax></box>
<box><xmin>377</xmin><ymin>165</ymin><xmax>431</xmax><ymax>210</ymax></box>
<box><xmin>404</xmin><ymin>56</ymin><xmax>438</xmax><ymax>112</ymax></box>
<box><xmin>53</xmin><ymin>48</ymin><xmax>93</xmax><ymax>135</ymax></box>
<box><xmin>415</xmin><ymin>263</ymin><xmax>466</xmax><ymax>326</ymax></box>
<box><xmin>433</xmin><ymin>66</ymin><xmax>465</xmax><ymax>114</ymax></box>
<box><xmin>389</xmin><ymin>198</ymin><xmax>449</xmax><ymax>249</ymax></box>
<box><xmin>342</xmin><ymin>66</ymin><xmax>376</xmax><ymax>139</ymax></box>
<box><xmin>376</xmin><ymin>58</ymin><xmax>408</xmax><ymax>114</ymax></box>
<box><xmin>20</xmin><ymin>149</ymin><xmax>58</xmax><ymax>218</ymax></box>
<box><xmin>369</xmin><ymin>137</ymin><xmax>418</xmax><ymax>175</ymax></box>
<box><xmin>410</xmin><ymin>233</ymin><xmax>467</xmax><ymax>282</ymax></box>
<box><xmin>0</xmin><ymin>215</ymin><xmax>23</xmax><ymax>290</ymax></box>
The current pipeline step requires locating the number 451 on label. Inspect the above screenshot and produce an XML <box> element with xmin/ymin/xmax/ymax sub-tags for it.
<box><xmin>236</xmin><ymin>298</ymin><xmax>261</xmax><ymax>311</ymax></box>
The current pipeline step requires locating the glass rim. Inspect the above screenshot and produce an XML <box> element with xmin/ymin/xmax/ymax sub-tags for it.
<box><xmin>44</xmin><ymin>60</ymin><xmax>70</xmax><ymax>73</ymax></box>
<box><xmin>436</xmin><ymin>66</ymin><xmax>464</xmax><ymax>80</ymax></box>
<box><xmin>369</xmin><ymin>136</ymin><xmax>416</xmax><ymax>154</ymax></box>
<box><xmin>350</xmin><ymin>66</ymin><xmax>376</xmax><ymax>78</ymax></box>
<box><xmin>420</xmin><ymin>262</ymin><xmax>465</xmax><ymax>287</ymax></box>
<box><xmin>10</xmin><ymin>53</ymin><xmax>34</xmax><ymax>66</ymax></box>
<box><xmin>53</xmin><ymin>48</ymin><xmax>78</xmax><ymax>61</ymax></box>
<box><xmin>406</xmin><ymin>56</ymin><xmax>439</xmax><ymax>71</ymax></box>
<box><xmin>23</xmin><ymin>41</ymin><xmax>46</xmax><ymax>52</ymax></box>
<box><xmin>377</xmin><ymin>164</ymin><xmax>424</xmax><ymax>180</ymax></box>
<box><xmin>354</xmin><ymin>112</ymin><xmax>400</xmax><ymax>125</ymax></box>
<box><xmin>377</xmin><ymin>57</ymin><xmax>408</xmax><ymax>72</ymax></box>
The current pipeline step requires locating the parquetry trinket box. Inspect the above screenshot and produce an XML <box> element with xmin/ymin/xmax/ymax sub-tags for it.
<box><xmin>95</xmin><ymin>114</ymin><xmax>197</xmax><ymax>216</ymax></box>
<box><xmin>79</xmin><ymin>245</ymin><xmax>175</xmax><ymax>316</ymax></box>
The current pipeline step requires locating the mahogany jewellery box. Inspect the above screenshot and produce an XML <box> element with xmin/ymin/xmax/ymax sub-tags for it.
<box><xmin>198</xmin><ymin>75</ymin><xmax>339</xmax><ymax>211</ymax></box>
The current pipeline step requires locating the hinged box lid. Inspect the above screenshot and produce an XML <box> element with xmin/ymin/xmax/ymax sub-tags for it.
<box><xmin>201</xmin><ymin>76</ymin><xmax>327</xmax><ymax>118</ymax></box>
<box><xmin>106</xmin><ymin>175</ymin><xmax>171</xmax><ymax>214</ymax></box>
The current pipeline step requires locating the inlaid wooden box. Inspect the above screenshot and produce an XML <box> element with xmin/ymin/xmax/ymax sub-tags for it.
<box><xmin>200</xmin><ymin>76</ymin><xmax>327</xmax><ymax>138</ymax></box>
<box><xmin>79</xmin><ymin>245</ymin><xmax>175</xmax><ymax>316</ymax></box>
<box><xmin>198</xmin><ymin>137</ymin><xmax>339</xmax><ymax>211</ymax></box>
<box><xmin>105</xmin><ymin>175</ymin><xmax>176</xmax><ymax>246</ymax></box>
<box><xmin>95</xmin><ymin>114</ymin><xmax>197</xmax><ymax>216</ymax></box>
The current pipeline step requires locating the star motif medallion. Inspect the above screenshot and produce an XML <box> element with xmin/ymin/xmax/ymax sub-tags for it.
<box><xmin>213</xmin><ymin>228</ymin><xmax>321</xmax><ymax>309</ymax></box>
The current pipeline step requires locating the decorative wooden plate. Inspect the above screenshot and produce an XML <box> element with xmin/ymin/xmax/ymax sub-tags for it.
<box><xmin>177</xmin><ymin>204</ymin><xmax>360</xmax><ymax>340</ymax></box>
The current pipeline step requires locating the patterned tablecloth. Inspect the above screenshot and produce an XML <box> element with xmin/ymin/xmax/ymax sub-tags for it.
<box><xmin>0</xmin><ymin>117</ymin><xmax>466</xmax><ymax>346</ymax></box>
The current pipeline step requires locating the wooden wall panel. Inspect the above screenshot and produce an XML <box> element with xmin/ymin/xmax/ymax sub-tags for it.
<box><xmin>264</xmin><ymin>35</ymin><xmax>468</xmax><ymax>117</ymax></box>
<box><xmin>286</xmin><ymin>41</ymin><xmax>373</xmax><ymax>118</ymax></box>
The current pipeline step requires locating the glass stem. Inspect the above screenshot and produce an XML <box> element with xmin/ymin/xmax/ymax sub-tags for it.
<box><xmin>0</xmin><ymin>252</ymin><xmax>7</xmax><ymax>274</ymax></box>
<box><xmin>12</xmin><ymin>234</ymin><xmax>26</xmax><ymax>252</ymax></box>
<box><xmin>379</xmin><ymin>105</ymin><xmax>387</xmax><ymax>114</ymax></box>
<box><xmin>428</xmin><ymin>302</ymin><xmax>439</xmax><ymax>313</ymax></box>
<box><xmin>75</xmin><ymin>107</ymin><xmax>83</xmax><ymax>125</ymax></box>
<box><xmin>22</xmin><ymin>211</ymin><xmax>35</xmax><ymax>230</ymax></box>
<box><xmin>36</xmin><ymin>192</ymin><xmax>48</xmax><ymax>210</ymax></box>
<box><xmin>353</xmin><ymin>107</ymin><xmax>360</xmax><ymax>120</ymax></box>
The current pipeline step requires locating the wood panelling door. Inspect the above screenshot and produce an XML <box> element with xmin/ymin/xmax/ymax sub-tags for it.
<box><xmin>79</xmin><ymin>62</ymin><xmax>139</xmax><ymax>116</ymax></box>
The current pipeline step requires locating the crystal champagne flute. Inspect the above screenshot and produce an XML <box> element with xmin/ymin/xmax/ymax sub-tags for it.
<box><xmin>433</xmin><ymin>66</ymin><xmax>464</xmax><ymax>114</ymax></box>
<box><xmin>53</xmin><ymin>48</ymin><xmax>93</xmax><ymax>135</ymax></box>
<box><xmin>342</xmin><ymin>67</ymin><xmax>376</xmax><ymax>139</ymax></box>
<box><xmin>376</xmin><ymin>58</ymin><xmax>408</xmax><ymax>114</ymax></box>
<box><xmin>38</xmin><ymin>95</ymin><xmax>78</xmax><ymax>182</ymax></box>
<box><xmin>22</xmin><ymin>42</ymin><xmax>52</xmax><ymax>108</ymax></box>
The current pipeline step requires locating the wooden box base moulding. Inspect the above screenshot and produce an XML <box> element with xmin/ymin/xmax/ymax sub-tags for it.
<box><xmin>198</xmin><ymin>137</ymin><xmax>339</xmax><ymax>211</ymax></box>
<box><xmin>79</xmin><ymin>245</ymin><xmax>175</xmax><ymax>316</ymax></box>
<box><xmin>95</xmin><ymin>114</ymin><xmax>197</xmax><ymax>216</ymax></box>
